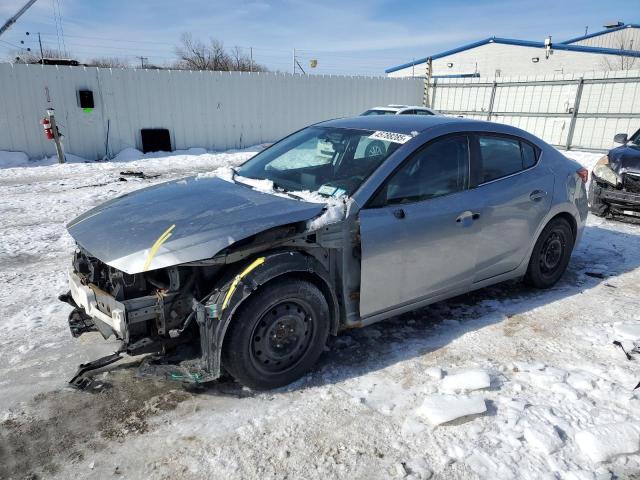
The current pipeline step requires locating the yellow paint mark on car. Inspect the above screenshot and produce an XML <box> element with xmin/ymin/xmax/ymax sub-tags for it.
<box><xmin>142</xmin><ymin>224</ymin><xmax>176</xmax><ymax>272</ymax></box>
<box><xmin>221</xmin><ymin>257</ymin><xmax>266</xmax><ymax>311</ymax></box>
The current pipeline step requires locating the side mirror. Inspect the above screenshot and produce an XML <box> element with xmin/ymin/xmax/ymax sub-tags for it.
<box><xmin>614</xmin><ymin>133</ymin><xmax>628</xmax><ymax>144</ymax></box>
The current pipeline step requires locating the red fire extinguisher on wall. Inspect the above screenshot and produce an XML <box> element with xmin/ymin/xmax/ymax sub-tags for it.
<box><xmin>41</xmin><ymin>117</ymin><xmax>54</xmax><ymax>140</ymax></box>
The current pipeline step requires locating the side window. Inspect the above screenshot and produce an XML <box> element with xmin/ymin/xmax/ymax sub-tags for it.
<box><xmin>478</xmin><ymin>135</ymin><xmax>537</xmax><ymax>183</ymax></box>
<box><xmin>370</xmin><ymin>135</ymin><xmax>469</xmax><ymax>206</ymax></box>
<box><xmin>521</xmin><ymin>141</ymin><xmax>538</xmax><ymax>169</ymax></box>
<box><xmin>414</xmin><ymin>109</ymin><xmax>434</xmax><ymax>116</ymax></box>
<box><xmin>399</xmin><ymin>109</ymin><xmax>415</xmax><ymax>115</ymax></box>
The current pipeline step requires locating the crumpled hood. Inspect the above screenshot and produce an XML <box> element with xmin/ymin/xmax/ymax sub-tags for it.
<box><xmin>67</xmin><ymin>176</ymin><xmax>324</xmax><ymax>274</ymax></box>
<box><xmin>609</xmin><ymin>144</ymin><xmax>640</xmax><ymax>174</ymax></box>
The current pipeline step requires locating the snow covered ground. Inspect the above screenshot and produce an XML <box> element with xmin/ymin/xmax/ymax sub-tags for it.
<box><xmin>1</xmin><ymin>146</ymin><xmax>640</xmax><ymax>479</ymax></box>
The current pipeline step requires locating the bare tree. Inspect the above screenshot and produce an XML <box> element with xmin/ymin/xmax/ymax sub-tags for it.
<box><xmin>600</xmin><ymin>37</ymin><xmax>637</xmax><ymax>71</ymax></box>
<box><xmin>174</xmin><ymin>33</ymin><xmax>267</xmax><ymax>72</ymax></box>
<box><xmin>174</xmin><ymin>32</ymin><xmax>227</xmax><ymax>70</ymax></box>
<box><xmin>85</xmin><ymin>57</ymin><xmax>129</xmax><ymax>68</ymax></box>
<box><xmin>13</xmin><ymin>47</ymin><xmax>67</xmax><ymax>63</ymax></box>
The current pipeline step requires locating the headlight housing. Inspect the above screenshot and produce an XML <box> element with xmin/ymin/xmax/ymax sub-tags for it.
<box><xmin>592</xmin><ymin>156</ymin><xmax>620</xmax><ymax>187</ymax></box>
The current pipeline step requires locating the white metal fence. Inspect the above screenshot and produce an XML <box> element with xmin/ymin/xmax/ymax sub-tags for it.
<box><xmin>0</xmin><ymin>63</ymin><xmax>423</xmax><ymax>160</ymax></box>
<box><xmin>429</xmin><ymin>69</ymin><xmax>640</xmax><ymax>151</ymax></box>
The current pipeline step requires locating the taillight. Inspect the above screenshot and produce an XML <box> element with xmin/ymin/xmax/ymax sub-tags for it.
<box><xmin>577</xmin><ymin>168</ymin><xmax>588</xmax><ymax>184</ymax></box>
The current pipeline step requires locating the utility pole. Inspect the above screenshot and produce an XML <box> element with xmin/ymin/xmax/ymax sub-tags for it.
<box><xmin>137</xmin><ymin>56</ymin><xmax>148</xmax><ymax>68</ymax></box>
<box><xmin>47</xmin><ymin>108</ymin><xmax>65</xmax><ymax>164</ymax></box>
<box><xmin>423</xmin><ymin>57</ymin><xmax>433</xmax><ymax>107</ymax></box>
<box><xmin>38</xmin><ymin>32</ymin><xmax>43</xmax><ymax>60</ymax></box>
<box><xmin>250</xmin><ymin>47</ymin><xmax>253</xmax><ymax>72</ymax></box>
<box><xmin>0</xmin><ymin>0</ymin><xmax>39</xmax><ymax>38</ymax></box>
<box><xmin>292</xmin><ymin>48</ymin><xmax>296</xmax><ymax>74</ymax></box>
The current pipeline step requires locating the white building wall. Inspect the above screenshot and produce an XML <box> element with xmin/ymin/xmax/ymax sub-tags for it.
<box><xmin>569</xmin><ymin>26</ymin><xmax>640</xmax><ymax>50</ymax></box>
<box><xmin>388</xmin><ymin>42</ymin><xmax>636</xmax><ymax>78</ymax></box>
<box><xmin>0</xmin><ymin>64</ymin><xmax>423</xmax><ymax>159</ymax></box>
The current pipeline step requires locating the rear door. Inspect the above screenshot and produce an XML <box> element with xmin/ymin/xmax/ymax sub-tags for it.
<box><xmin>470</xmin><ymin>134</ymin><xmax>555</xmax><ymax>282</ymax></box>
<box><xmin>358</xmin><ymin>134</ymin><xmax>479</xmax><ymax>317</ymax></box>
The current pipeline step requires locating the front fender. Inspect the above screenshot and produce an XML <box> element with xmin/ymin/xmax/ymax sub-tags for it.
<box><xmin>197</xmin><ymin>250</ymin><xmax>339</xmax><ymax>379</ymax></box>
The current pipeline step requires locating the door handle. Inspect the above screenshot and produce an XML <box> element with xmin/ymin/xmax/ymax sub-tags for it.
<box><xmin>456</xmin><ymin>211</ymin><xmax>480</xmax><ymax>224</ymax></box>
<box><xmin>530</xmin><ymin>190</ymin><xmax>547</xmax><ymax>202</ymax></box>
<box><xmin>393</xmin><ymin>208</ymin><xmax>406</xmax><ymax>219</ymax></box>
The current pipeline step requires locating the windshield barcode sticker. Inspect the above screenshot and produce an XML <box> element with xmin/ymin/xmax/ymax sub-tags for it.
<box><xmin>369</xmin><ymin>131</ymin><xmax>413</xmax><ymax>144</ymax></box>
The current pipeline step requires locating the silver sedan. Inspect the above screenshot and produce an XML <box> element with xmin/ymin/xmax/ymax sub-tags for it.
<box><xmin>62</xmin><ymin>115</ymin><xmax>589</xmax><ymax>389</ymax></box>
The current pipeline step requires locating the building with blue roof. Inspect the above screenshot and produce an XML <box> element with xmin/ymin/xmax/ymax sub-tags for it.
<box><xmin>386</xmin><ymin>23</ymin><xmax>640</xmax><ymax>78</ymax></box>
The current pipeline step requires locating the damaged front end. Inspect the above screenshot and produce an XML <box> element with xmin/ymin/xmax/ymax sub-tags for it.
<box><xmin>589</xmin><ymin>154</ymin><xmax>640</xmax><ymax>221</ymax></box>
<box><xmin>61</xmin><ymin>248</ymin><xmax>204</xmax><ymax>346</ymax></box>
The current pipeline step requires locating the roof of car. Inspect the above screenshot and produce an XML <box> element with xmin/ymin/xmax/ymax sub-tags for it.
<box><xmin>316</xmin><ymin>114</ymin><xmax>469</xmax><ymax>134</ymax></box>
<box><xmin>368</xmin><ymin>105</ymin><xmax>432</xmax><ymax>111</ymax></box>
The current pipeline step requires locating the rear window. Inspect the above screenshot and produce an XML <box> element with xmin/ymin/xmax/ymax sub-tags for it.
<box><xmin>361</xmin><ymin>109</ymin><xmax>397</xmax><ymax>116</ymax></box>
<box><xmin>478</xmin><ymin>135</ymin><xmax>539</xmax><ymax>183</ymax></box>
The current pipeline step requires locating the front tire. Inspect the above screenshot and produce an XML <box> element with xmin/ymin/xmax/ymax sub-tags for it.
<box><xmin>222</xmin><ymin>278</ymin><xmax>330</xmax><ymax>390</ymax></box>
<box><xmin>524</xmin><ymin>218</ymin><xmax>574</xmax><ymax>289</ymax></box>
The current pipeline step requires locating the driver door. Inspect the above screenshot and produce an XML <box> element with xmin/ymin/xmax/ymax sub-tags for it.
<box><xmin>358</xmin><ymin>134</ymin><xmax>479</xmax><ymax>318</ymax></box>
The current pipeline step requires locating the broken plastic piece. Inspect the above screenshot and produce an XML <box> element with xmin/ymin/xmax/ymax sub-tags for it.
<box><xmin>68</xmin><ymin>352</ymin><xmax>123</xmax><ymax>390</ymax></box>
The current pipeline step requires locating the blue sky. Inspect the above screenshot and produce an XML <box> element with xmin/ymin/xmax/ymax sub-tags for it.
<box><xmin>0</xmin><ymin>0</ymin><xmax>637</xmax><ymax>74</ymax></box>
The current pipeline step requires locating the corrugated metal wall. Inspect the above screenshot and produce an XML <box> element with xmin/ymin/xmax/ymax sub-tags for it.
<box><xmin>0</xmin><ymin>63</ymin><xmax>423</xmax><ymax>160</ymax></box>
<box><xmin>430</xmin><ymin>69</ymin><xmax>640</xmax><ymax>151</ymax></box>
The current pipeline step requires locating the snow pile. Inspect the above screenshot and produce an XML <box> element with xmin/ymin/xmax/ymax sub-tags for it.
<box><xmin>0</xmin><ymin>150</ymin><xmax>88</xmax><ymax>167</ymax></box>
<box><xmin>440</xmin><ymin>369</ymin><xmax>491</xmax><ymax>393</ymax></box>
<box><xmin>0</xmin><ymin>151</ymin><xmax>29</xmax><ymax>168</ymax></box>
<box><xmin>0</xmin><ymin>145</ymin><xmax>265</xmax><ymax>170</ymax></box>
<box><xmin>523</xmin><ymin>424</ymin><xmax>564</xmax><ymax>454</ymax></box>
<box><xmin>614</xmin><ymin>322</ymin><xmax>640</xmax><ymax>340</ymax></box>
<box><xmin>306</xmin><ymin>199</ymin><xmax>348</xmax><ymax>231</ymax></box>
<box><xmin>112</xmin><ymin>147</ymin><xmax>208</xmax><ymax>162</ymax></box>
<box><xmin>575</xmin><ymin>423</ymin><xmax>640</xmax><ymax>462</ymax></box>
<box><xmin>416</xmin><ymin>394</ymin><xmax>486</xmax><ymax>426</ymax></box>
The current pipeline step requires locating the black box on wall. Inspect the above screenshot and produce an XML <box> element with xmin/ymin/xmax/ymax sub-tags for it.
<box><xmin>78</xmin><ymin>90</ymin><xmax>94</xmax><ymax>109</ymax></box>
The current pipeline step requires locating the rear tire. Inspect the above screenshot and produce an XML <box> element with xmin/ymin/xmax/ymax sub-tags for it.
<box><xmin>222</xmin><ymin>278</ymin><xmax>330</xmax><ymax>390</ymax></box>
<box><xmin>524</xmin><ymin>218</ymin><xmax>574</xmax><ymax>289</ymax></box>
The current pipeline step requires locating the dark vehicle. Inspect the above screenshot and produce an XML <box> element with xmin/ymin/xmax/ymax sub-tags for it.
<box><xmin>589</xmin><ymin>129</ymin><xmax>640</xmax><ymax>221</ymax></box>
<box><xmin>60</xmin><ymin>116</ymin><xmax>588</xmax><ymax>389</ymax></box>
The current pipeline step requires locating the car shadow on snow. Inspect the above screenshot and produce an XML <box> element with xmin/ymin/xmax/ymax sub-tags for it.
<box><xmin>63</xmin><ymin>222</ymin><xmax>640</xmax><ymax>400</ymax></box>
<box><xmin>254</xmin><ymin>222</ymin><xmax>640</xmax><ymax>393</ymax></box>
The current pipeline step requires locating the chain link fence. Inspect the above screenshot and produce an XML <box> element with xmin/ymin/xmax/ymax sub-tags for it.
<box><xmin>428</xmin><ymin>70</ymin><xmax>640</xmax><ymax>151</ymax></box>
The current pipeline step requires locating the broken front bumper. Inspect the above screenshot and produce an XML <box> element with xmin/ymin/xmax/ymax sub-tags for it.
<box><xmin>598</xmin><ymin>187</ymin><xmax>640</xmax><ymax>207</ymax></box>
<box><xmin>67</xmin><ymin>267</ymin><xmax>127</xmax><ymax>338</ymax></box>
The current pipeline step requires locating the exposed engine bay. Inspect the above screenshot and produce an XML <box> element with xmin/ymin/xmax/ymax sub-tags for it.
<box><xmin>66</xmin><ymin>247</ymin><xmax>216</xmax><ymax>344</ymax></box>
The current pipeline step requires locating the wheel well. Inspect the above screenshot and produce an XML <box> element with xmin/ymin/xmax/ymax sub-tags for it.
<box><xmin>549</xmin><ymin>211</ymin><xmax>577</xmax><ymax>242</ymax></box>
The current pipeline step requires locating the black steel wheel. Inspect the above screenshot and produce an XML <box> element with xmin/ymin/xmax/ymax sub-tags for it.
<box><xmin>250</xmin><ymin>300</ymin><xmax>315</xmax><ymax>374</ymax></box>
<box><xmin>222</xmin><ymin>277</ymin><xmax>330</xmax><ymax>390</ymax></box>
<box><xmin>525</xmin><ymin>218</ymin><xmax>574</xmax><ymax>289</ymax></box>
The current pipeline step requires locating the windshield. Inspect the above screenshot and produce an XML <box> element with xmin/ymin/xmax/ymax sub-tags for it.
<box><xmin>361</xmin><ymin>109</ymin><xmax>397</xmax><ymax>116</ymax></box>
<box><xmin>238</xmin><ymin>126</ymin><xmax>401</xmax><ymax>197</ymax></box>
